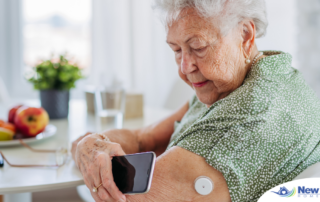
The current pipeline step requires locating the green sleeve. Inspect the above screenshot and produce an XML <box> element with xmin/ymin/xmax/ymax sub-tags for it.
<box><xmin>174</xmin><ymin>119</ymin><xmax>262</xmax><ymax>201</ymax></box>
<box><xmin>174</xmin><ymin>118</ymin><xmax>316</xmax><ymax>202</ymax></box>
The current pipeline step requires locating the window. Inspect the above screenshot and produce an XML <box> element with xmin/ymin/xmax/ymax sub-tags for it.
<box><xmin>23</xmin><ymin>0</ymin><xmax>92</xmax><ymax>70</ymax></box>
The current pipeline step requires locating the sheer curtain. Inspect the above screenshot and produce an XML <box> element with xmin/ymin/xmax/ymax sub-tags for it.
<box><xmin>0</xmin><ymin>0</ymin><xmax>34</xmax><ymax>100</ymax></box>
<box><xmin>90</xmin><ymin>0</ymin><xmax>193</xmax><ymax>109</ymax></box>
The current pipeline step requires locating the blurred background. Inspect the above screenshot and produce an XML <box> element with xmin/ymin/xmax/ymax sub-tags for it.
<box><xmin>1</xmin><ymin>0</ymin><xmax>314</xmax><ymax>111</ymax></box>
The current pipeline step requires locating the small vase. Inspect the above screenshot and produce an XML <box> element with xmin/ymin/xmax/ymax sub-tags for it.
<box><xmin>40</xmin><ymin>90</ymin><xmax>70</xmax><ymax>119</ymax></box>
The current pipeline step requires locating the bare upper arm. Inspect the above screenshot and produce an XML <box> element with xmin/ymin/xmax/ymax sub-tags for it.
<box><xmin>126</xmin><ymin>146</ymin><xmax>231</xmax><ymax>202</ymax></box>
<box><xmin>137</xmin><ymin>101</ymin><xmax>189</xmax><ymax>155</ymax></box>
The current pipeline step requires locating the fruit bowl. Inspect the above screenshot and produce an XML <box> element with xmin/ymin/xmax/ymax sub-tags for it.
<box><xmin>0</xmin><ymin>124</ymin><xmax>57</xmax><ymax>147</ymax></box>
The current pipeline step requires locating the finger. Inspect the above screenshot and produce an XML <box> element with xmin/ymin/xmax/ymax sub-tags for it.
<box><xmin>100</xmin><ymin>153</ymin><xmax>126</xmax><ymax>202</ymax></box>
<box><xmin>84</xmin><ymin>132</ymin><xmax>93</xmax><ymax>137</ymax></box>
<box><xmin>97</xmin><ymin>186</ymin><xmax>113</xmax><ymax>202</ymax></box>
<box><xmin>75</xmin><ymin>149</ymin><xmax>89</xmax><ymax>169</ymax></box>
<box><xmin>76</xmin><ymin>132</ymin><xmax>93</xmax><ymax>146</ymax></box>
<box><xmin>90</xmin><ymin>154</ymin><xmax>115</xmax><ymax>201</ymax></box>
<box><xmin>86</xmin><ymin>174</ymin><xmax>106</xmax><ymax>202</ymax></box>
<box><xmin>81</xmin><ymin>162</ymin><xmax>99</xmax><ymax>195</ymax></box>
<box><xmin>83</xmin><ymin>175</ymin><xmax>104</xmax><ymax>202</ymax></box>
<box><xmin>92</xmin><ymin>154</ymin><xmax>117</xmax><ymax>202</ymax></box>
<box><xmin>72</xmin><ymin>140</ymin><xmax>82</xmax><ymax>162</ymax></box>
<box><xmin>71</xmin><ymin>144</ymin><xmax>77</xmax><ymax>161</ymax></box>
<box><xmin>109</xmin><ymin>143</ymin><xmax>126</xmax><ymax>156</ymax></box>
<box><xmin>76</xmin><ymin>132</ymin><xmax>93</xmax><ymax>145</ymax></box>
<box><xmin>91</xmin><ymin>154</ymin><xmax>105</xmax><ymax>191</ymax></box>
<box><xmin>90</xmin><ymin>189</ymin><xmax>104</xmax><ymax>202</ymax></box>
<box><xmin>83</xmin><ymin>173</ymin><xmax>94</xmax><ymax>193</ymax></box>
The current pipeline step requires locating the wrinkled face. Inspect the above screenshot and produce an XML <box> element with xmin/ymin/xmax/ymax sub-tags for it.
<box><xmin>166</xmin><ymin>8</ymin><xmax>248</xmax><ymax>107</ymax></box>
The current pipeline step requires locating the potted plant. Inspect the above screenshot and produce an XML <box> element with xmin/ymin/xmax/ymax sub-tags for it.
<box><xmin>28</xmin><ymin>55</ymin><xmax>83</xmax><ymax>119</ymax></box>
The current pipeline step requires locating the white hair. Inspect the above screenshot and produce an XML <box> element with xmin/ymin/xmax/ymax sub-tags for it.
<box><xmin>153</xmin><ymin>0</ymin><xmax>268</xmax><ymax>38</ymax></box>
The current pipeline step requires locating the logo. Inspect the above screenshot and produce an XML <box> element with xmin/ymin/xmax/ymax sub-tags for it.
<box><xmin>259</xmin><ymin>178</ymin><xmax>320</xmax><ymax>202</ymax></box>
<box><xmin>271</xmin><ymin>186</ymin><xmax>296</xmax><ymax>197</ymax></box>
<box><xmin>297</xmin><ymin>186</ymin><xmax>319</xmax><ymax>198</ymax></box>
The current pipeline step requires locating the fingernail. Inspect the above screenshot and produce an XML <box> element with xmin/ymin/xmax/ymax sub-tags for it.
<box><xmin>118</xmin><ymin>195</ymin><xmax>126</xmax><ymax>202</ymax></box>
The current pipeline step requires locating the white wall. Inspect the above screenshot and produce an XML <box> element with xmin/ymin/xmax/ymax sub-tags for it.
<box><xmin>256</xmin><ymin>0</ymin><xmax>298</xmax><ymax>67</ymax></box>
<box><xmin>295</xmin><ymin>0</ymin><xmax>320</xmax><ymax>98</ymax></box>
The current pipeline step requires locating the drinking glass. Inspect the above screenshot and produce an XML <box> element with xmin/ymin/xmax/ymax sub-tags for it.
<box><xmin>94</xmin><ymin>88</ymin><xmax>126</xmax><ymax>130</ymax></box>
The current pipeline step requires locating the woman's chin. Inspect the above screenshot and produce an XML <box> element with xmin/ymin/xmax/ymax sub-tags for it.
<box><xmin>195</xmin><ymin>93</ymin><xmax>217</xmax><ymax>107</ymax></box>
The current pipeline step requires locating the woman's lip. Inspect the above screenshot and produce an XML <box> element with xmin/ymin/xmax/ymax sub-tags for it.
<box><xmin>192</xmin><ymin>81</ymin><xmax>208</xmax><ymax>87</ymax></box>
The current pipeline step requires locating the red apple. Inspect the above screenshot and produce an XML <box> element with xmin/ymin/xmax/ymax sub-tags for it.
<box><xmin>14</xmin><ymin>107</ymin><xmax>49</xmax><ymax>137</ymax></box>
<box><xmin>8</xmin><ymin>105</ymin><xmax>23</xmax><ymax>123</ymax></box>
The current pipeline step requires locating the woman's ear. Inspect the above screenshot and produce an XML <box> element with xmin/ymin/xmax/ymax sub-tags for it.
<box><xmin>241</xmin><ymin>20</ymin><xmax>256</xmax><ymax>57</ymax></box>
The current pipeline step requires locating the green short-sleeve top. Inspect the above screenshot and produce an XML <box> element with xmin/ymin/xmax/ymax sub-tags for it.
<box><xmin>166</xmin><ymin>51</ymin><xmax>320</xmax><ymax>202</ymax></box>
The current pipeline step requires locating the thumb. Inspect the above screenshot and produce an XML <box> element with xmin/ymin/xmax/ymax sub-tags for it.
<box><xmin>109</xmin><ymin>143</ymin><xmax>126</xmax><ymax>156</ymax></box>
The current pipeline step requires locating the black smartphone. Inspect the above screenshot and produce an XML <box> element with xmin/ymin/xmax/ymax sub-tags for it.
<box><xmin>112</xmin><ymin>151</ymin><xmax>156</xmax><ymax>194</ymax></box>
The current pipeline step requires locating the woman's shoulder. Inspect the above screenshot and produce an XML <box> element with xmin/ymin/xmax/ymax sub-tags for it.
<box><xmin>197</xmin><ymin>53</ymin><xmax>320</xmax><ymax>130</ymax></box>
<box><xmin>247</xmin><ymin>50</ymin><xmax>294</xmax><ymax>78</ymax></box>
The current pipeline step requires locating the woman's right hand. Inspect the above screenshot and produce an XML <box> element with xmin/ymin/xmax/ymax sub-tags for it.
<box><xmin>75</xmin><ymin>133</ymin><xmax>127</xmax><ymax>202</ymax></box>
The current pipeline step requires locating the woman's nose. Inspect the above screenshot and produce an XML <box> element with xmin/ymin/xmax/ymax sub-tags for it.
<box><xmin>181</xmin><ymin>52</ymin><xmax>197</xmax><ymax>74</ymax></box>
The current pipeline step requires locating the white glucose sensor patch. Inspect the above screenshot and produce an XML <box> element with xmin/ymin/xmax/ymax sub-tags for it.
<box><xmin>194</xmin><ymin>176</ymin><xmax>214</xmax><ymax>195</ymax></box>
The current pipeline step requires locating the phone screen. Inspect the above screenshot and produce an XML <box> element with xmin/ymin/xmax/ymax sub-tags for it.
<box><xmin>112</xmin><ymin>152</ymin><xmax>155</xmax><ymax>194</ymax></box>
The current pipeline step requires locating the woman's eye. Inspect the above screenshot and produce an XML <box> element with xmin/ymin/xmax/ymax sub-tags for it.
<box><xmin>194</xmin><ymin>46</ymin><xmax>207</xmax><ymax>52</ymax></box>
<box><xmin>174</xmin><ymin>49</ymin><xmax>181</xmax><ymax>54</ymax></box>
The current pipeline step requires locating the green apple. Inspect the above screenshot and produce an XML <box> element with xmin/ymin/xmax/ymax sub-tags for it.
<box><xmin>0</xmin><ymin>127</ymin><xmax>14</xmax><ymax>141</ymax></box>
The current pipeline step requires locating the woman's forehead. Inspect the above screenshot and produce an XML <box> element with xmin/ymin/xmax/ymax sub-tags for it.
<box><xmin>167</xmin><ymin>9</ymin><xmax>218</xmax><ymax>44</ymax></box>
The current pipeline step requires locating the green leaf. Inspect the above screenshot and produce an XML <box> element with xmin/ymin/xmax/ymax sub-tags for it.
<box><xmin>27</xmin><ymin>54</ymin><xmax>83</xmax><ymax>90</ymax></box>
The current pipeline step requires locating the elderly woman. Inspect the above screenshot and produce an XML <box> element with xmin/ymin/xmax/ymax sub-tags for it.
<box><xmin>72</xmin><ymin>0</ymin><xmax>320</xmax><ymax>201</ymax></box>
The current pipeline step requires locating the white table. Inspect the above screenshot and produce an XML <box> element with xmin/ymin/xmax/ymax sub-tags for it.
<box><xmin>0</xmin><ymin>100</ymin><xmax>172</xmax><ymax>202</ymax></box>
